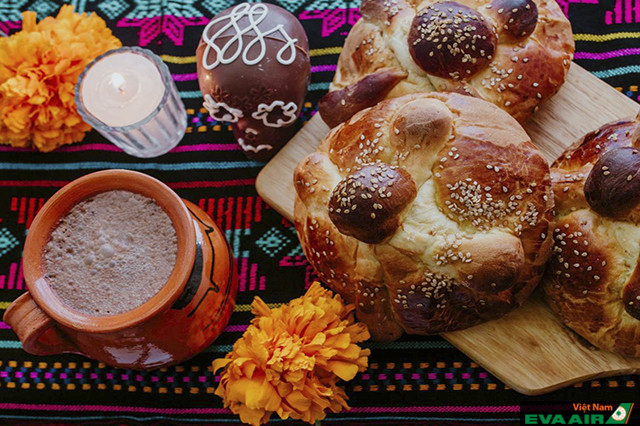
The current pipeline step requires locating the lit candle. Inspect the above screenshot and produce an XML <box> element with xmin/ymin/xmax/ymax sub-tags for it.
<box><xmin>75</xmin><ymin>47</ymin><xmax>187</xmax><ymax>158</ymax></box>
<box><xmin>81</xmin><ymin>52</ymin><xmax>165</xmax><ymax>127</ymax></box>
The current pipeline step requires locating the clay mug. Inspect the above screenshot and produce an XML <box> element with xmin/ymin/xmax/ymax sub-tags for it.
<box><xmin>3</xmin><ymin>169</ymin><xmax>237</xmax><ymax>370</ymax></box>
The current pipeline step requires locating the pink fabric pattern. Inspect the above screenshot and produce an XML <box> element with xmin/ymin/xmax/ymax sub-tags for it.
<box><xmin>117</xmin><ymin>16</ymin><xmax>209</xmax><ymax>46</ymax></box>
<box><xmin>299</xmin><ymin>8</ymin><xmax>360</xmax><ymax>37</ymax></box>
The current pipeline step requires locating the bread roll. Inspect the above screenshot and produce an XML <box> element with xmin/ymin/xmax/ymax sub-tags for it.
<box><xmin>319</xmin><ymin>0</ymin><xmax>574</xmax><ymax>128</ymax></box>
<box><xmin>295</xmin><ymin>92</ymin><xmax>554</xmax><ymax>340</ymax></box>
<box><xmin>545</xmin><ymin>115</ymin><xmax>640</xmax><ymax>357</ymax></box>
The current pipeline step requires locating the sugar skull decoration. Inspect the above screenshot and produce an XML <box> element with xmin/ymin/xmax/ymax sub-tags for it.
<box><xmin>196</xmin><ymin>3</ymin><xmax>311</xmax><ymax>161</ymax></box>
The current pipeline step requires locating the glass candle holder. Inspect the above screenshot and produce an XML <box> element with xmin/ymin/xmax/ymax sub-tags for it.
<box><xmin>75</xmin><ymin>47</ymin><xmax>187</xmax><ymax>158</ymax></box>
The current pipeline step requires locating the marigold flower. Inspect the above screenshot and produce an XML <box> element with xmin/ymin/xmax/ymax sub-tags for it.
<box><xmin>0</xmin><ymin>5</ymin><xmax>121</xmax><ymax>151</ymax></box>
<box><xmin>213</xmin><ymin>282</ymin><xmax>371</xmax><ymax>426</ymax></box>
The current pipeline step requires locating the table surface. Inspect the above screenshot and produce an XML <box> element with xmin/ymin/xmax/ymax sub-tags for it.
<box><xmin>1</xmin><ymin>1</ymin><xmax>639</xmax><ymax>425</ymax></box>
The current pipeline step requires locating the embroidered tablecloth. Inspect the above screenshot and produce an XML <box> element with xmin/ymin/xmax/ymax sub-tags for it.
<box><xmin>0</xmin><ymin>0</ymin><xmax>639</xmax><ymax>424</ymax></box>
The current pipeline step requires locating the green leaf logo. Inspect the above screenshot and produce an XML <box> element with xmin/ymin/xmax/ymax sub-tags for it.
<box><xmin>606</xmin><ymin>403</ymin><xmax>634</xmax><ymax>424</ymax></box>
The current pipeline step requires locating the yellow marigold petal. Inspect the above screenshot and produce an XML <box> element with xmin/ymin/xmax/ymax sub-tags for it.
<box><xmin>238</xmin><ymin>377</ymin><xmax>280</xmax><ymax>411</ymax></box>
<box><xmin>347</xmin><ymin>322</ymin><xmax>371</xmax><ymax>342</ymax></box>
<box><xmin>356</xmin><ymin>354</ymin><xmax>370</xmax><ymax>371</ymax></box>
<box><xmin>276</xmin><ymin>381</ymin><xmax>293</xmax><ymax>397</ymax></box>
<box><xmin>301</xmin><ymin>380</ymin><xmax>337</xmax><ymax>397</ymax></box>
<box><xmin>212</xmin><ymin>357</ymin><xmax>232</xmax><ymax>373</ymax></box>
<box><xmin>64</xmin><ymin>114</ymin><xmax>83</xmax><ymax>127</ymax></box>
<box><xmin>56</xmin><ymin>4</ymin><xmax>76</xmax><ymax>20</ymax></box>
<box><xmin>297</xmin><ymin>389</ymin><xmax>332</xmax><ymax>423</ymax></box>
<box><xmin>251</xmin><ymin>297</ymin><xmax>272</xmax><ymax>318</ymax></box>
<box><xmin>2</xmin><ymin>77</ymin><xmax>28</xmax><ymax>98</ymax></box>
<box><xmin>327</xmin><ymin>386</ymin><xmax>350</xmax><ymax>413</ymax></box>
<box><xmin>326</xmin><ymin>360</ymin><xmax>360</xmax><ymax>381</ymax></box>
<box><xmin>315</xmin><ymin>347</ymin><xmax>339</xmax><ymax>361</ymax></box>
<box><xmin>237</xmin><ymin>406</ymin><xmax>271</xmax><ymax>426</ymax></box>
<box><xmin>243</xmin><ymin>336</ymin><xmax>270</xmax><ymax>362</ymax></box>
<box><xmin>284</xmin><ymin>390</ymin><xmax>312</xmax><ymax>413</ymax></box>
<box><xmin>3</xmin><ymin>105</ymin><xmax>32</xmax><ymax>133</ymax></box>
<box><xmin>240</xmin><ymin>360</ymin><xmax>259</xmax><ymax>379</ymax></box>
<box><xmin>21</xmin><ymin>11</ymin><xmax>37</xmax><ymax>32</ymax></box>
<box><xmin>282</xmin><ymin>369</ymin><xmax>304</xmax><ymax>385</ymax></box>
<box><xmin>324</xmin><ymin>332</ymin><xmax>352</xmax><ymax>350</ymax></box>
<box><xmin>303</xmin><ymin>282</ymin><xmax>322</xmax><ymax>298</ymax></box>
<box><xmin>214</xmin><ymin>382</ymin><xmax>225</xmax><ymax>399</ymax></box>
<box><xmin>0</xmin><ymin>131</ymin><xmax>30</xmax><ymax>147</ymax></box>
<box><xmin>334</xmin><ymin>343</ymin><xmax>364</xmax><ymax>360</ymax></box>
<box><xmin>225</xmin><ymin>377</ymin><xmax>256</xmax><ymax>403</ymax></box>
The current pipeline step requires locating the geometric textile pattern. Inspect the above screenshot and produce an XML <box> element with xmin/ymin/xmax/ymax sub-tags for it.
<box><xmin>96</xmin><ymin>0</ymin><xmax>129</xmax><ymax>20</ymax></box>
<box><xmin>255</xmin><ymin>227</ymin><xmax>291</xmax><ymax>258</ymax></box>
<box><xmin>0</xmin><ymin>228</ymin><xmax>18</xmax><ymax>258</ymax></box>
<box><xmin>0</xmin><ymin>0</ymin><xmax>28</xmax><ymax>21</ymax></box>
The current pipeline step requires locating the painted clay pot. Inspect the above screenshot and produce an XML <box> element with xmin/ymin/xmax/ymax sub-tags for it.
<box><xmin>3</xmin><ymin>169</ymin><xmax>237</xmax><ymax>370</ymax></box>
<box><xmin>196</xmin><ymin>2</ymin><xmax>310</xmax><ymax>161</ymax></box>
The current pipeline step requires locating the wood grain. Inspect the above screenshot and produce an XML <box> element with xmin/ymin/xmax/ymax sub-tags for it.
<box><xmin>255</xmin><ymin>63</ymin><xmax>640</xmax><ymax>395</ymax></box>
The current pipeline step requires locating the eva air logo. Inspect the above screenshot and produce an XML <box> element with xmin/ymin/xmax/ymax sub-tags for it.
<box><xmin>606</xmin><ymin>403</ymin><xmax>634</xmax><ymax>424</ymax></box>
<box><xmin>523</xmin><ymin>402</ymin><xmax>635</xmax><ymax>424</ymax></box>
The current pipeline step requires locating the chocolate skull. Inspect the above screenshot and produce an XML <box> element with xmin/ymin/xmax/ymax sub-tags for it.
<box><xmin>196</xmin><ymin>2</ymin><xmax>310</xmax><ymax>161</ymax></box>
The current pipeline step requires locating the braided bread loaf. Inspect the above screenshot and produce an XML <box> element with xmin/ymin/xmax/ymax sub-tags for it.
<box><xmin>544</xmin><ymin>115</ymin><xmax>640</xmax><ymax>357</ymax></box>
<box><xmin>294</xmin><ymin>93</ymin><xmax>554</xmax><ymax>340</ymax></box>
<box><xmin>318</xmin><ymin>0</ymin><xmax>574</xmax><ymax>128</ymax></box>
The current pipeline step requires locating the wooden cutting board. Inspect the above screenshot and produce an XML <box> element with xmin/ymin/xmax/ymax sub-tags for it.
<box><xmin>255</xmin><ymin>64</ymin><xmax>640</xmax><ymax>395</ymax></box>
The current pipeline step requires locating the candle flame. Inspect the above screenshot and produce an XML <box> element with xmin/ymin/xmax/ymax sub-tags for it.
<box><xmin>109</xmin><ymin>72</ymin><xmax>126</xmax><ymax>94</ymax></box>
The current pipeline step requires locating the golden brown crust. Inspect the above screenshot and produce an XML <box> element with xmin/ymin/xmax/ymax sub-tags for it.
<box><xmin>320</xmin><ymin>0</ymin><xmax>574</xmax><ymax>127</ymax></box>
<box><xmin>545</xmin><ymin>117</ymin><xmax>640</xmax><ymax>357</ymax></box>
<box><xmin>295</xmin><ymin>93</ymin><xmax>554</xmax><ymax>340</ymax></box>
<box><xmin>318</xmin><ymin>68</ymin><xmax>408</xmax><ymax>129</ymax></box>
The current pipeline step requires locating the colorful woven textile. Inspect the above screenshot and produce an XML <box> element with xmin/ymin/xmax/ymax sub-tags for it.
<box><xmin>1</xmin><ymin>0</ymin><xmax>639</xmax><ymax>424</ymax></box>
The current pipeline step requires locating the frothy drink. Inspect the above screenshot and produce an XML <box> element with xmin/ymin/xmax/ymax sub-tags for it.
<box><xmin>43</xmin><ymin>190</ymin><xmax>178</xmax><ymax>316</ymax></box>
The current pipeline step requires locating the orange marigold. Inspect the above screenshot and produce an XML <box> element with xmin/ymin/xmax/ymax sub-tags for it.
<box><xmin>213</xmin><ymin>282</ymin><xmax>371</xmax><ymax>426</ymax></box>
<box><xmin>0</xmin><ymin>5</ymin><xmax>121</xmax><ymax>151</ymax></box>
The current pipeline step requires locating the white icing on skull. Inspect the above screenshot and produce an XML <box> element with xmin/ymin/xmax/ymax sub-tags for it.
<box><xmin>238</xmin><ymin>137</ymin><xmax>273</xmax><ymax>153</ymax></box>
<box><xmin>203</xmin><ymin>95</ymin><xmax>244</xmax><ymax>123</ymax></box>
<box><xmin>201</xmin><ymin>3</ymin><xmax>298</xmax><ymax>70</ymax></box>
<box><xmin>251</xmin><ymin>101</ymin><xmax>298</xmax><ymax>128</ymax></box>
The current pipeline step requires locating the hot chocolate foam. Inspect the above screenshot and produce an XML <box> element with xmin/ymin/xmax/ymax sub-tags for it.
<box><xmin>43</xmin><ymin>190</ymin><xmax>178</xmax><ymax>316</ymax></box>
